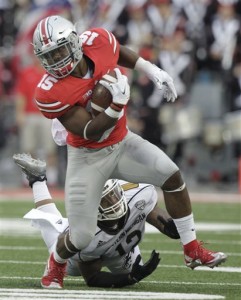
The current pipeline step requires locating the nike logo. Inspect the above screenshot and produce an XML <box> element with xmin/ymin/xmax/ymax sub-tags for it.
<box><xmin>121</xmin><ymin>85</ymin><xmax>126</xmax><ymax>95</ymax></box>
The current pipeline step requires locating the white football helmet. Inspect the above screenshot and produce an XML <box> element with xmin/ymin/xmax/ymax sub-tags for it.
<box><xmin>98</xmin><ymin>179</ymin><xmax>128</xmax><ymax>221</ymax></box>
<box><xmin>98</xmin><ymin>179</ymin><xmax>129</xmax><ymax>234</ymax></box>
<box><xmin>32</xmin><ymin>15</ymin><xmax>83</xmax><ymax>78</ymax></box>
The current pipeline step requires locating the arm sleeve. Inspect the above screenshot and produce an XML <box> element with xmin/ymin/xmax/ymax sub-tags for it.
<box><xmin>87</xmin><ymin>271</ymin><xmax>134</xmax><ymax>288</ymax></box>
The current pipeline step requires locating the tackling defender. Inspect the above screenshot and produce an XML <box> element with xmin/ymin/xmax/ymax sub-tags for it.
<box><xmin>14</xmin><ymin>153</ymin><xmax>180</xmax><ymax>288</ymax></box>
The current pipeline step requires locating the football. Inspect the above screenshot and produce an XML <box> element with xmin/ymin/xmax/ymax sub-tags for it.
<box><xmin>91</xmin><ymin>70</ymin><xmax>117</xmax><ymax>116</ymax></box>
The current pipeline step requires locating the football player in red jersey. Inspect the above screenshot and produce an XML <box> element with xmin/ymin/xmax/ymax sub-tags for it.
<box><xmin>32</xmin><ymin>15</ymin><xmax>227</xmax><ymax>289</ymax></box>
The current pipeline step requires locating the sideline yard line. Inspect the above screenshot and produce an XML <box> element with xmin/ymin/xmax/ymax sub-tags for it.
<box><xmin>0</xmin><ymin>277</ymin><xmax>240</xmax><ymax>287</ymax></box>
<box><xmin>1</xmin><ymin>219</ymin><xmax>240</xmax><ymax>236</ymax></box>
<box><xmin>146</xmin><ymin>223</ymin><xmax>241</xmax><ymax>233</ymax></box>
<box><xmin>142</xmin><ymin>239</ymin><xmax>241</xmax><ymax>245</ymax></box>
<box><xmin>1</xmin><ymin>248</ymin><xmax>240</xmax><ymax>257</ymax></box>
<box><xmin>0</xmin><ymin>288</ymin><xmax>225</xmax><ymax>300</ymax></box>
<box><xmin>0</xmin><ymin>260</ymin><xmax>240</xmax><ymax>273</ymax></box>
<box><xmin>0</xmin><ymin>245</ymin><xmax>240</xmax><ymax>257</ymax></box>
<box><xmin>140</xmin><ymin>250</ymin><xmax>241</xmax><ymax>257</ymax></box>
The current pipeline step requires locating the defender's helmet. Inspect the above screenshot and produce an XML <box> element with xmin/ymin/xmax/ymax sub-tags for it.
<box><xmin>98</xmin><ymin>179</ymin><xmax>129</xmax><ymax>235</ymax></box>
<box><xmin>32</xmin><ymin>15</ymin><xmax>83</xmax><ymax>78</ymax></box>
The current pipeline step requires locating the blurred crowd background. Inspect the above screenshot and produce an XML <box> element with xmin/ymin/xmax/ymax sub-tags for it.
<box><xmin>0</xmin><ymin>0</ymin><xmax>241</xmax><ymax>192</ymax></box>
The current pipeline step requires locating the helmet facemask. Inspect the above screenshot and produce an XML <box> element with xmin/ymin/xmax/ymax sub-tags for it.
<box><xmin>97</xmin><ymin>180</ymin><xmax>129</xmax><ymax>234</ymax></box>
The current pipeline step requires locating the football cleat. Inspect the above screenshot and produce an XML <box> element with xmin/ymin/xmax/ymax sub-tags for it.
<box><xmin>13</xmin><ymin>153</ymin><xmax>47</xmax><ymax>188</ymax></box>
<box><xmin>184</xmin><ymin>240</ymin><xmax>227</xmax><ymax>269</ymax></box>
<box><xmin>41</xmin><ymin>253</ymin><xmax>66</xmax><ymax>289</ymax></box>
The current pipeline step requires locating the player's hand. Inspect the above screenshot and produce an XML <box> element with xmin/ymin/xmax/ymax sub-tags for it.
<box><xmin>163</xmin><ymin>218</ymin><xmax>180</xmax><ymax>239</ymax></box>
<box><xmin>129</xmin><ymin>250</ymin><xmax>160</xmax><ymax>283</ymax></box>
<box><xmin>99</xmin><ymin>68</ymin><xmax>130</xmax><ymax>107</ymax></box>
<box><xmin>147</xmin><ymin>65</ymin><xmax>177</xmax><ymax>102</ymax></box>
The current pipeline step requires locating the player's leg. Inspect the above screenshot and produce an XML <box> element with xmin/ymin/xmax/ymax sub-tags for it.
<box><xmin>13</xmin><ymin>153</ymin><xmax>67</xmax><ymax>288</ymax></box>
<box><xmin>41</xmin><ymin>144</ymin><xmax>119</xmax><ymax>288</ymax></box>
<box><xmin>113</xmin><ymin>131</ymin><xmax>227</xmax><ymax>269</ymax></box>
<box><xmin>13</xmin><ymin>153</ymin><xmax>59</xmax><ymax>211</ymax></box>
<box><xmin>64</xmin><ymin>144</ymin><xmax>120</xmax><ymax>251</ymax></box>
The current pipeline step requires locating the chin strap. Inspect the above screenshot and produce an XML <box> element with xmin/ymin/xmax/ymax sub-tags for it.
<box><xmin>163</xmin><ymin>182</ymin><xmax>186</xmax><ymax>193</ymax></box>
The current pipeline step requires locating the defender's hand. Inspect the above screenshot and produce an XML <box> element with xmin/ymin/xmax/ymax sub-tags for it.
<box><xmin>129</xmin><ymin>250</ymin><xmax>160</xmax><ymax>283</ymax></box>
<box><xmin>100</xmin><ymin>68</ymin><xmax>130</xmax><ymax>107</ymax></box>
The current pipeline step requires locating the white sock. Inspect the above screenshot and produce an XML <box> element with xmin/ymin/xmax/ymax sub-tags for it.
<box><xmin>37</xmin><ymin>203</ymin><xmax>62</xmax><ymax>217</ymax></box>
<box><xmin>173</xmin><ymin>213</ymin><xmax>196</xmax><ymax>245</ymax></box>
<box><xmin>32</xmin><ymin>181</ymin><xmax>52</xmax><ymax>203</ymax></box>
<box><xmin>53</xmin><ymin>249</ymin><xmax>67</xmax><ymax>264</ymax></box>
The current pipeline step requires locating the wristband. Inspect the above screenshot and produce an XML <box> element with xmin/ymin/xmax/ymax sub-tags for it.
<box><xmin>110</xmin><ymin>103</ymin><xmax>123</xmax><ymax>112</ymax></box>
<box><xmin>105</xmin><ymin>106</ymin><xmax>122</xmax><ymax>118</ymax></box>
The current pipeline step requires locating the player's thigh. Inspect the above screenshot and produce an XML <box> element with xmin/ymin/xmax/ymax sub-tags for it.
<box><xmin>114</xmin><ymin>131</ymin><xmax>179</xmax><ymax>186</ymax></box>
<box><xmin>65</xmin><ymin>145</ymin><xmax>119</xmax><ymax>248</ymax></box>
<box><xmin>65</xmin><ymin>144</ymin><xmax>119</xmax><ymax>214</ymax></box>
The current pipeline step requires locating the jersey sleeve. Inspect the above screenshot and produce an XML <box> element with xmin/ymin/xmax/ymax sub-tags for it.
<box><xmin>124</xmin><ymin>183</ymin><xmax>158</xmax><ymax>216</ymax></box>
<box><xmin>136</xmin><ymin>185</ymin><xmax>158</xmax><ymax>215</ymax></box>
<box><xmin>35</xmin><ymin>95</ymin><xmax>71</xmax><ymax>119</ymax></box>
<box><xmin>34</xmin><ymin>74</ymin><xmax>72</xmax><ymax>119</ymax></box>
<box><xmin>81</xmin><ymin>28</ymin><xmax>120</xmax><ymax>72</ymax></box>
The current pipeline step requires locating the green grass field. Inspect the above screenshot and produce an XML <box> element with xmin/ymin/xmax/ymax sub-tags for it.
<box><xmin>0</xmin><ymin>197</ymin><xmax>240</xmax><ymax>300</ymax></box>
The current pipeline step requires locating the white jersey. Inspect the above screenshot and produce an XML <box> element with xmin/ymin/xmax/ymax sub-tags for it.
<box><xmin>24</xmin><ymin>181</ymin><xmax>157</xmax><ymax>275</ymax></box>
<box><xmin>75</xmin><ymin>181</ymin><xmax>157</xmax><ymax>262</ymax></box>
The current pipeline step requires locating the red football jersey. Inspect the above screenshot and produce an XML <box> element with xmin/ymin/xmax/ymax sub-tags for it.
<box><xmin>35</xmin><ymin>28</ymin><xmax>128</xmax><ymax>148</ymax></box>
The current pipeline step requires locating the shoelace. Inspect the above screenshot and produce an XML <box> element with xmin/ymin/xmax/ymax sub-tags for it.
<box><xmin>193</xmin><ymin>241</ymin><xmax>214</xmax><ymax>263</ymax></box>
<box><xmin>48</xmin><ymin>261</ymin><xmax>66</xmax><ymax>283</ymax></box>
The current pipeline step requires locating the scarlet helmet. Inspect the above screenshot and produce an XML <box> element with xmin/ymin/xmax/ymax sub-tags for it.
<box><xmin>32</xmin><ymin>15</ymin><xmax>83</xmax><ymax>78</ymax></box>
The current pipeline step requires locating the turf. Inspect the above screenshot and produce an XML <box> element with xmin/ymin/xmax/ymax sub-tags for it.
<box><xmin>0</xmin><ymin>199</ymin><xmax>240</xmax><ymax>300</ymax></box>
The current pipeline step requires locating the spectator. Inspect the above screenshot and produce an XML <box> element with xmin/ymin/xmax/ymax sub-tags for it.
<box><xmin>147</xmin><ymin>0</ymin><xmax>185</xmax><ymax>38</ymax></box>
<box><xmin>206</xmin><ymin>0</ymin><xmax>240</xmax><ymax>73</ymax></box>
<box><xmin>125</xmin><ymin>2</ymin><xmax>153</xmax><ymax>51</ymax></box>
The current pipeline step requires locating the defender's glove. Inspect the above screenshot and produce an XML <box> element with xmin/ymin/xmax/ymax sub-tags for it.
<box><xmin>158</xmin><ymin>216</ymin><xmax>180</xmax><ymax>239</ymax></box>
<box><xmin>100</xmin><ymin>68</ymin><xmax>130</xmax><ymax>107</ymax></box>
<box><xmin>129</xmin><ymin>250</ymin><xmax>160</xmax><ymax>283</ymax></box>
<box><xmin>135</xmin><ymin>58</ymin><xmax>177</xmax><ymax>102</ymax></box>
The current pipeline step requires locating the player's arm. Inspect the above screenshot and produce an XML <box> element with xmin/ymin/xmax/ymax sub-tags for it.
<box><xmin>58</xmin><ymin>106</ymin><xmax>118</xmax><ymax>141</ymax></box>
<box><xmin>118</xmin><ymin>45</ymin><xmax>177</xmax><ymax>102</ymax></box>
<box><xmin>118</xmin><ymin>45</ymin><xmax>139</xmax><ymax>68</ymax></box>
<box><xmin>58</xmin><ymin>68</ymin><xmax>130</xmax><ymax>141</ymax></box>
<box><xmin>79</xmin><ymin>258</ymin><xmax>133</xmax><ymax>288</ymax></box>
<box><xmin>146</xmin><ymin>205</ymin><xmax>180</xmax><ymax>239</ymax></box>
<box><xmin>79</xmin><ymin>251</ymin><xmax>160</xmax><ymax>288</ymax></box>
